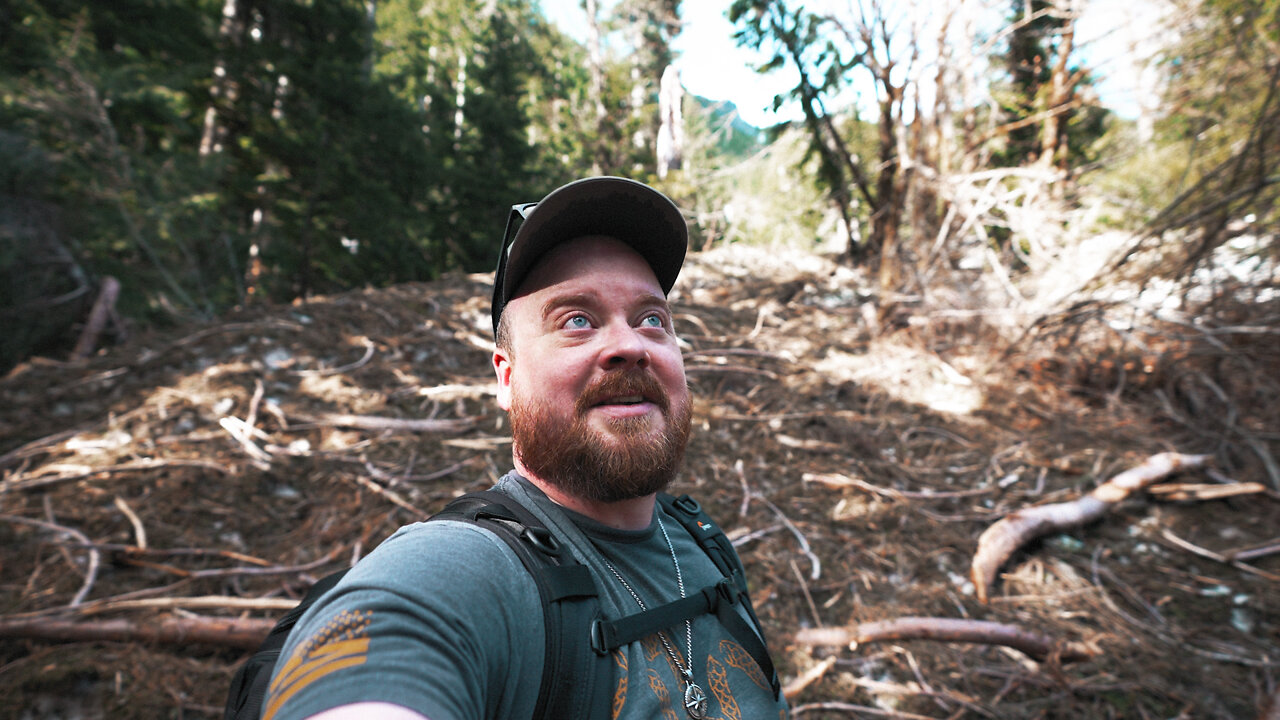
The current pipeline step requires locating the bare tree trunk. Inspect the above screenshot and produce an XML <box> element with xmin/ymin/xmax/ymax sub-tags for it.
<box><xmin>585</xmin><ymin>0</ymin><xmax>607</xmax><ymax>175</ymax></box>
<box><xmin>657</xmin><ymin>65</ymin><xmax>684</xmax><ymax>178</ymax></box>
<box><xmin>1038</xmin><ymin>0</ymin><xmax>1077</xmax><ymax>172</ymax></box>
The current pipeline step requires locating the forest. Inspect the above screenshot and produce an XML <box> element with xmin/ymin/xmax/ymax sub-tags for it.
<box><xmin>1</xmin><ymin>0</ymin><xmax>1278</xmax><ymax>718</ymax></box>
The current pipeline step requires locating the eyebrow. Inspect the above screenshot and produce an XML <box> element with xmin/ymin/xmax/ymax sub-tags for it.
<box><xmin>539</xmin><ymin>290</ymin><xmax>669</xmax><ymax>321</ymax></box>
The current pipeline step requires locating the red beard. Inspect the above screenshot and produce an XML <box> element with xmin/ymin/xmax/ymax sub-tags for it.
<box><xmin>509</xmin><ymin>369</ymin><xmax>692</xmax><ymax>503</ymax></box>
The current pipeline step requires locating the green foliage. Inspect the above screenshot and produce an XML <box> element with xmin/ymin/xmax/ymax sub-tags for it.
<box><xmin>0</xmin><ymin>0</ymin><xmax>594</xmax><ymax>342</ymax></box>
<box><xmin>989</xmin><ymin>0</ymin><xmax>1107</xmax><ymax>168</ymax></box>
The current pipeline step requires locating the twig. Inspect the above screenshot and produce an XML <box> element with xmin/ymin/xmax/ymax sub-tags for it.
<box><xmin>790</xmin><ymin>701</ymin><xmax>938</xmax><ymax>719</ymax></box>
<box><xmin>1224</xmin><ymin>538</ymin><xmax>1280</xmax><ymax>563</ymax></box>
<box><xmin>245</xmin><ymin>378</ymin><xmax>265</xmax><ymax>430</ymax></box>
<box><xmin>729</xmin><ymin>524</ymin><xmax>784</xmax><ymax>548</ymax></box>
<box><xmin>292</xmin><ymin>336</ymin><xmax>376</xmax><ymax>377</ymax></box>
<box><xmin>1158</xmin><ymin>529</ymin><xmax>1280</xmax><ymax>582</ymax></box>
<box><xmin>306</xmin><ymin>413</ymin><xmax>475</xmax><ymax>433</ymax></box>
<box><xmin>1</xmin><ymin>515</ymin><xmax>99</xmax><ymax>606</ymax></box>
<box><xmin>790</xmin><ymin>558</ymin><xmax>823</xmax><ymax>629</ymax></box>
<box><xmin>755</xmin><ymin>494</ymin><xmax>820</xmax><ymax>580</ymax></box>
<box><xmin>2</xmin><ymin>458</ymin><xmax>232</xmax><ymax>493</ymax></box>
<box><xmin>112</xmin><ymin>496</ymin><xmax>147</xmax><ymax>550</ymax></box>
<box><xmin>782</xmin><ymin>656</ymin><xmax>837</xmax><ymax>699</ymax></box>
<box><xmin>804</xmin><ymin>472</ymin><xmax>994</xmax><ymax>500</ymax></box>
<box><xmin>734</xmin><ymin>459</ymin><xmax>751</xmax><ymax>517</ymax></box>
<box><xmin>795</xmin><ymin>617</ymin><xmax>1098</xmax><ymax>663</ymax></box>
<box><xmin>352</xmin><ymin>475</ymin><xmax>431</xmax><ymax>517</ymax></box>
<box><xmin>1145</xmin><ymin>482</ymin><xmax>1266</xmax><ymax>501</ymax></box>
<box><xmin>219</xmin><ymin>416</ymin><xmax>273</xmax><ymax>470</ymax></box>
<box><xmin>684</xmin><ymin>364</ymin><xmax>780</xmax><ymax>379</ymax></box>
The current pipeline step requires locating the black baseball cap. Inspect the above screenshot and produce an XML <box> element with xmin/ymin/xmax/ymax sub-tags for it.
<box><xmin>491</xmin><ymin>176</ymin><xmax>688</xmax><ymax>335</ymax></box>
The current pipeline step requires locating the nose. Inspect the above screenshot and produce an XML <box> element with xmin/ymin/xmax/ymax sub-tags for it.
<box><xmin>600</xmin><ymin>323</ymin><xmax>649</xmax><ymax>370</ymax></box>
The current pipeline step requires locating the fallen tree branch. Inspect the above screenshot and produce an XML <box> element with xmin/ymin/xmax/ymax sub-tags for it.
<box><xmin>2</xmin><ymin>458</ymin><xmax>231</xmax><ymax>493</ymax></box>
<box><xmin>306</xmin><ymin>413</ymin><xmax>476</xmax><ymax>433</ymax></box>
<box><xmin>0</xmin><ymin>613</ymin><xmax>276</xmax><ymax>650</ymax></box>
<box><xmin>794</xmin><ymin>617</ymin><xmax>1098</xmax><ymax>663</ymax></box>
<box><xmin>971</xmin><ymin>452</ymin><xmax>1212</xmax><ymax>603</ymax></box>
<box><xmin>1158</xmin><ymin>529</ymin><xmax>1280</xmax><ymax>582</ymax></box>
<box><xmin>804</xmin><ymin>472</ymin><xmax>995</xmax><ymax>500</ymax></box>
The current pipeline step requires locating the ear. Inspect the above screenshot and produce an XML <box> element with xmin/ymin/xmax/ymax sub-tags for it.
<box><xmin>492</xmin><ymin>347</ymin><xmax>513</xmax><ymax>411</ymax></box>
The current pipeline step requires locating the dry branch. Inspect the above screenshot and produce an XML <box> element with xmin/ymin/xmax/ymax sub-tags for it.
<box><xmin>308</xmin><ymin>413</ymin><xmax>476</xmax><ymax>433</ymax></box>
<box><xmin>970</xmin><ymin>452</ymin><xmax>1212</xmax><ymax>604</ymax></box>
<box><xmin>782</xmin><ymin>656</ymin><xmax>837</xmax><ymax>699</ymax></box>
<box><xmin>71</xmin><ymin>275</ymin><xmax>120</xmax><ymax>360</ymax></box>
<box><xmin>2</xmin><ymin>458</ymin><xmax>231</xmax><ymax>493</ymax></box>
<box><xmin>795</xmin><ymin>617</ymin><xmax>1098</xmax><ymax>664</ymax></box>
<box><xmin>0</xmin><ymin>614</ymin><xmax>275</xmax><ymax>650</ymax></box>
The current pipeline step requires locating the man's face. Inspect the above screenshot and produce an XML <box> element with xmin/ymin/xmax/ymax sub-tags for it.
<box><xmin>493</xmin><ymin>236</ymin><xmax>692</xmax><ymax>503</ymax></box>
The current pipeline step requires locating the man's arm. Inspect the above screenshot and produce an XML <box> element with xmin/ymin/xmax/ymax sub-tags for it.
<box><xmin>263</xmin><ymin>521</ymin><xmax>545</xmax><ymax>720</ymax></box>
<box><xmin>306</xmin><ymin>702</ymin><xmax>429</xmax><ymax>720</ymax></box>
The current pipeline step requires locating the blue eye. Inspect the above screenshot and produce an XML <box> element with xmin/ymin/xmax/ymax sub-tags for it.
<box><xmin>565</xmin><ymin>315</ymin><xmax>591</xmax><ymax>330</ymax></box>
<box><xmin>641</xmin><ymin>314</ymin><xmax>664</xmax><ymax>328</ymax></box>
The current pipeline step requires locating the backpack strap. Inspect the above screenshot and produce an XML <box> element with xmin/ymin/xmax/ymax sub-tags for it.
<box><xmin>431</xmin><ymin>491</ymin><xmax>613</xmax><ymax>720</ymax></box>
<box><xmin>658</xmin><ymin>493</ymin><xmax>782</xmax><ymax>699</ymax></box>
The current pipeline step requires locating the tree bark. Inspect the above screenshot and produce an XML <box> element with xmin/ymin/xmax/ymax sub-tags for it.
<box><xmin>0</xmin><ymin>614</ymin><xmax>275</xmax><ymax>650</ymax></box>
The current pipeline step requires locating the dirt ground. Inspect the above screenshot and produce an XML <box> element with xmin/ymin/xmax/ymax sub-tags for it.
<box><xmin>2</xmin><ymin>246</ymin><xmax>1277</xmax><ymax>719</ymax></box>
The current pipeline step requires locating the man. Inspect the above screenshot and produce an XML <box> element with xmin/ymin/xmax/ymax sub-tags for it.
<box><xmin>260</xmin><ymin>177</ymin><xmax>787</xmax><ymax>720</ymax></box>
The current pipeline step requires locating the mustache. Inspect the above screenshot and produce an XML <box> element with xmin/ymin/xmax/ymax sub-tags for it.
<box><xmin>575</xmin><ymin>369</ymin><xmax>671</xmax><ymax>414</ymax></box>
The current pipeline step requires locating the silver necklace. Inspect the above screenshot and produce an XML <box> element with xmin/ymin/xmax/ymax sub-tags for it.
<box><xmin>601</xmin><ymin>515</ymin><xmax>709</xmax><ymax>720</ymax></box>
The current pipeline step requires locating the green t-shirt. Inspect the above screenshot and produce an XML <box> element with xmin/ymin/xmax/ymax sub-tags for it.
<box><xmin>262</xmin><ymin>474</ymin><xmax>788</xmax><ymax>720</ymax></box>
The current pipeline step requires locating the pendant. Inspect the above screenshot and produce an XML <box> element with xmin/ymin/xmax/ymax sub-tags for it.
<box><xmin>683</xmin><ymin>681</ymin><xmax>709</xmax><ymax>719</ymax></box>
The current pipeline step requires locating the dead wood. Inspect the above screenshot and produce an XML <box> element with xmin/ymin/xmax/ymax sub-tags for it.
<box><xmin>1</xmin><ymin>458</ymin><xmax>230</xmax><ymax>493</ymax></box>
<box><xmin>794</xmin><ymin>617</ymin><xmax>1098</xmax><ymax>663</ymax></box>
<box><xmin>1145</xmin><ymin>481</ymin><xmax>1268</xmax><ymax>501</ymax></box>
<box><xmin>70</xmin><ymin>276</ymin><xmax>120</xmax><ymax>360</ymax></box>
<box><xmin>971</xmin><ymin>452</ymin><xmax>1212</xmax><ymax>604</ymax></box>
<box><xmin>788</xmin><ymin>702</ymin><xmax>938</xmax><ymax>719</ymax></box>
<box><xmin>1158</xmin><ymin>529</ymin><xmax>1280</xmax><ymax>582</ymax></box>
<box><xmin>782</xmin><ymin>656</ymin><xmax>837</xmax><ymax>699</ymax></box>
<box><xmin>304</xmin><ymin>413</ymin><xmax>476</xmax><ymax>433</ymax></box>
<box><xmin>0</xmin><ymin>614</ymin><xmax>276</xmax><ymax>650</ymax></box>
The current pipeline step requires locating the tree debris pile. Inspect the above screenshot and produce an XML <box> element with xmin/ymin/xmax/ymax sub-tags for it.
<box><xmin>2</xmin><ymin>247</ymin><xmax>1277</xmax><ymax>719</ymax></box>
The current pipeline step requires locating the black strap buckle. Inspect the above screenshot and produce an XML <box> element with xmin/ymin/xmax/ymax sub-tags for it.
<box><xmin>522</xmin><ymin>526</ymin><xmax>562</xmax><ymax>557</ymax></box>
<box><xmin>671</xmin><ymin>494</ymin><xmax>701</xmax><ymax>516</ymax></box>
<box><xmin>589</xmin><ymin>617</ymin><xmax>610</xmax><ymax>656</ymax></box>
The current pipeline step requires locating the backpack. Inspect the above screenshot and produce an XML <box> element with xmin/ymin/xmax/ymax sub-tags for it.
<box><xmin>224</xmin><ymin>490</ymin><xmax>779</xmax><ymax>720</ymax></box>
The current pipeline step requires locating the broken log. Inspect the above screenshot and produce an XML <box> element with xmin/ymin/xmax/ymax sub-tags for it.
<box><xmin>0</xmin><ymin>614</ymin><xmax>275</xmax><ymax>650</ymax></box>
<box><xmin>971</xmin><ymin>452</ymin><xmax>1212</xmax><ymax>603</ymax></box>
<box><xmin>795</xmin><ymin>617</ymin><xmax>1097</xmax><ymax>663</ymax></box>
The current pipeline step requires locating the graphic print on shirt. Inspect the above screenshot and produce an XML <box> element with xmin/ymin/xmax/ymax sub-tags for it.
<box><xmin>646</xmin><ymin>669</ymin><xmax>680</xmax><ymax>720</ymax></box>
<box><xmin>612</xmin><ymin>650</ymin><xmax>628</xmax><ymax>720</ymax></box>
<box><xmin>633</xmin><ymin>631</ymin><xmax>685</xmax><ymax>716</ymax></box>
<box><xmin>719</xmin><ymin>638</ymin><xmax>770</xmax><ymax>690</ymax></box>
<box><xmin>262</xmin><ymin>609</ymin><xmax>372</xmax><ymax>720</ymax></box>
<box><xmin>707</xmin><ymin>656</ymin><xmax>739</xmax><ymax>720</ymax></box>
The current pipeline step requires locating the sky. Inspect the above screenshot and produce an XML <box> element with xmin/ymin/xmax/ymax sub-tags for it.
<box><xmin>539</xmin><ymin>0</ymin><xmax>1167</xmax><ymax>128</ymax></box>
<box><xmin>540</xmin><ymin>0</ymin><xmax>798</xmax><ymax>127</ymax></box>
